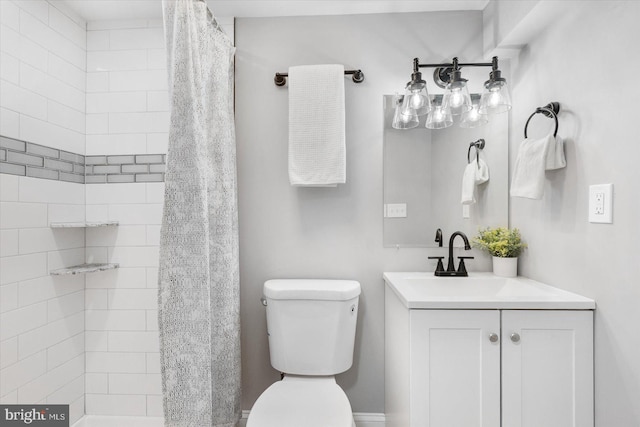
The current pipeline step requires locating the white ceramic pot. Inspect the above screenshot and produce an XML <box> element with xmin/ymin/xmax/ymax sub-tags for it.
<box><xmin>492</xmin><ymin>256</ymin><xmax>517</xmax><ymax>278</ymax></box>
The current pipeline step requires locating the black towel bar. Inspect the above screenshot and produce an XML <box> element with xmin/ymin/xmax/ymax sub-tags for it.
<box><xmin>524</xmin><ymin>102</ymin><xmax>560</xmax><ymax>138</ymax></box>
<box><xmin>274</xmin><ymin>69</ymin><xmax>365</xmax><ymax>86</ymax></box>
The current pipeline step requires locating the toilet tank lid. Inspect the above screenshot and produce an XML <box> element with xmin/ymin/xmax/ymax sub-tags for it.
<box><xmin>264</xmin><ymin>279</ymin><xmax>361</xmax><ymax>301</ymax></box>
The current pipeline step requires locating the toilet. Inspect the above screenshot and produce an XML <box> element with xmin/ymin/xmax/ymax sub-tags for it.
<box><xmin>247</xmin><ymin>279</ymin><xmax>361</xmax><ymax>427</ymax></box>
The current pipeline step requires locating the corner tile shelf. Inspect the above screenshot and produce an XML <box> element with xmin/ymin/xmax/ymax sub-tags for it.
<box><xmin>50</xmin><ymin>221</ymin><xmax>119</xmax><ymax>228</ymax></box>
<box><xmin>50</xmin><ymin>263</ymin><xmax>120</xmax><ymax>276</ymax></box>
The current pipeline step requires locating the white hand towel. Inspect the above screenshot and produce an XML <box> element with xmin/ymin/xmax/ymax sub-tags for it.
<box><xmin>461</xmin><ymin>158</ymin><xmax>490</xmax><ymax>204</ymax></box>
<box><xmin>510</xmin><ymin>133</ymin><xmax>553</xmax><ymax>199</ymax></box>
<box><xmin>545</xmin><ymin>135</ymin><xmax>566</xmax><ymax>170</ymax></box>
<box><xmin>288</xmin><ymin>64</ymin><xmax>345</xmax><ymax>187</ymax></box>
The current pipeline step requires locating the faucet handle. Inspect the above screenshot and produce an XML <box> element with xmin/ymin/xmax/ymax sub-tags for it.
<box><xmin>456</xmin><ymin>256</ymin><xmax>474</xmax><ymax>276</ymax></box>
<box><xmin>428</xmin><ymin>256</ymin><xmax>445</xmax><ymax>274</ymax></box>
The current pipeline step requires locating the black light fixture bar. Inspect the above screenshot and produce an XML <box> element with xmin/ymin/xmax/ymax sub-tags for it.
<box><xmin>274</xmin><ymin>69</ymin><xmax>365</xmax><ymax>86</ymax></box>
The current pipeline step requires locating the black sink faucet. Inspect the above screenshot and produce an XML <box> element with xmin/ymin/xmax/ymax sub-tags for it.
<box><xmin>430</xmin><ymin>231</ymin><xmax>474</xmax><ymax>277</ymax></box>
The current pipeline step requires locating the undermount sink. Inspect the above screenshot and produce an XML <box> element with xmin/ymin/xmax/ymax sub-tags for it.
<box><xmin>383</xmin><ymin>272</ymin><xmax>595</xmax><ymax>309</ymax></box>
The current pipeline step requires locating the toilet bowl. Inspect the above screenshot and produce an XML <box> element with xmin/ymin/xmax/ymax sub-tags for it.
<box><xmin>247</xmin><ymin>279</ymin><xmax>361</xmax><ymax>427</ymax></box>
<box><xmin>247</xmin><ymin>376</ymin><xmax>355</xmax><ymax>427</ymax></box>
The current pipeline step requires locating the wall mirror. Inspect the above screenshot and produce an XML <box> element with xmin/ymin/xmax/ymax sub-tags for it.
<box><xmin>383</xmin><ymin>94</ymin><xmax>509</xmax><ymax>248</ymax></box>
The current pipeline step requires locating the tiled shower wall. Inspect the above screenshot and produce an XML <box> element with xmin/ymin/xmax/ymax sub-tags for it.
<box><xmin>0</xmin><ymin>1</ymin><xmax>87</xmax><ymax>424</ymax></box>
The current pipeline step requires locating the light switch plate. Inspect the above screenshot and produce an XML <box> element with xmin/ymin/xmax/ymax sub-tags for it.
<box><xmin>385</xmin><ymin>203</ymin><xmax>407</xmax><ymax>218</ymax></box>
<box><xmin>589</xmin><ymin>184</ymin><xmax>613</xmax><ymax>223</ymax></box>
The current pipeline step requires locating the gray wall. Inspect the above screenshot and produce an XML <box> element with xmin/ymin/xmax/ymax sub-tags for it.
<box><xmin>235</xmin><ymin>11</ymin><xmax>487</xmax><ymax>412</ymax></box>
<box><xmin>506</xmin><ymin>2</ymin><xmax>640</xmax><ymax>425</ymax></box>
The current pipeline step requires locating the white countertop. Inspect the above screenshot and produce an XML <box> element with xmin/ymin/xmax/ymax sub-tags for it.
<box><xmin>383</xmin><ymin>272</ymin><xmax>595</xmax><ymax>310</ymax></box>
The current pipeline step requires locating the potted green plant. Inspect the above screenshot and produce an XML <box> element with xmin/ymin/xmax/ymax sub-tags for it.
<box><xmin>472</xmin><ymin>227</ymin><xmax>527</xmax><ymax>277</ymax></box>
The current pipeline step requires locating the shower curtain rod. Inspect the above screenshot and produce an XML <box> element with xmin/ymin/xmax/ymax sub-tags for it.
<box><xmin>274</xmin><ymin>69</ymin><xmax>365</xmax><ymax>86</ymax></box>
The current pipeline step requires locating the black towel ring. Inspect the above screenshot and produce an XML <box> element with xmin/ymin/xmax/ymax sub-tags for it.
<box><xmin>467</xmin><ymin>139</ymin><xmax>485</xmax><ymax>168</ymax></box>
<box><xmin>524</xmin><ymin>102</ymin><xmax>560</xmax><ymax>138</ymax></box>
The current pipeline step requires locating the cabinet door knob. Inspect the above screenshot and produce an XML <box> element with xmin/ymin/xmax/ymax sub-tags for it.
<box><xmin>510</xmin><ymin>333</ymin><xmax>521</xmax><ymax>343</ymax></box>
<box><xmin>489</xmin><ymin>333</ymin><xmax>499</xmax><ymax>343</ymax></box>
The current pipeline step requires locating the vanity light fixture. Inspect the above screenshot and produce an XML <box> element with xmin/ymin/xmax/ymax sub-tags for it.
<box><xmin>393</xmin><ymin>56</ymin><xmax>511</xmax><ymax>130</ymax></box>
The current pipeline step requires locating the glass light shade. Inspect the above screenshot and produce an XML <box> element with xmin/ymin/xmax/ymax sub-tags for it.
<box><xmin>392</xmin><ymin>99</ymin><xmax>419</xmax><ymax>130</ymax></box>
<box><xmin>425</xmin><ymin>105</ymin><xmax>453</xmax><ymax>129</ymax></box>
<box><xmin>402</xmin><ymin>85</ymin><xmax>431</xmax><ymax>116</ymax></box>
<box><xmin>459</xmin><ymin>104</ymin><xmax>488</xmax><ymax>128</ymax></box>
<box><xmin>479</xmin><ymin>80</ymin><xmax>512</xmax><ymax>114</ymax></box>
<box><xmin>442</xmin><ymin>83</ymin><xmax>472</xmax><ymax>116</ymax></box>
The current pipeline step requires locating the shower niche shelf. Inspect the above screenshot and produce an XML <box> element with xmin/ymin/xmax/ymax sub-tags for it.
<box><xmin>50</xmin><ymin>263</ymin><xmax>120</xmax><ymax>276</ymax></box>
<box><xmin>50</xmin><ymin>221</ymin><xmax>119</xmax><ymax>228</ymax></box>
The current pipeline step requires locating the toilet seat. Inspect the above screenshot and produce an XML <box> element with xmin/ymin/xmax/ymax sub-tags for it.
<box><xmin>247</xmin><ymin>376</ymin><xmax>354</xmax><ymax>427</ymax></box>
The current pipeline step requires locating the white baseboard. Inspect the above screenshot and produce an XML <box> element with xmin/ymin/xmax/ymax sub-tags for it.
<box><xmin>240</xmin><ymin>410</ymin><xmax>385</xmax><ymax>426</ymax></box>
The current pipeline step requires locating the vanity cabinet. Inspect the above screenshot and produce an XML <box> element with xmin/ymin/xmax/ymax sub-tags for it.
<box><xmin>384</xmin><ymin>280</ymin><xmax>594</xmax><ymax>427</ymax></box>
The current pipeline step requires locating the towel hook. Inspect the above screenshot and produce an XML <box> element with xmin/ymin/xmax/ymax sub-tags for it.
<box><xmin>467</xmin><ymin>139</ymin><xmax>485</xmax><ymax>168</ymax></box>
<box><xmin>524</xmin><ymin>102</ymin><xmax>560</xmax><ymax>138</ymax></box>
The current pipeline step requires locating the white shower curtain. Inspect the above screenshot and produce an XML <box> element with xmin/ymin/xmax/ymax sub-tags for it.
<box><xmin>159</xmin><ymin>1</ymin><xmax>240</xmax><ymax>426</ymax></box>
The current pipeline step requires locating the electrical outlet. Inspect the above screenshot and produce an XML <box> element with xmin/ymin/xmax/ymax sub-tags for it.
<box><xmin>385</xmin><ymin>203</ymin><xmax>407</xmax><ymax>218</ymax></box>
<box><xmin>589</xmin><ymin>184</ymin><xmax>613</xmax><ymax>223</ymax></box>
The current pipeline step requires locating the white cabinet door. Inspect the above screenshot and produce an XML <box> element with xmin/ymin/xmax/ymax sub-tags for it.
<box><xmin>410</xmin><ymin>310</ymin><xmax>501</xmax><ymax>427</ymax></box>
<box><xmin>502</xmin><ymin>310</ymin><xmax>594</xmax><ymax>427</ymax></box>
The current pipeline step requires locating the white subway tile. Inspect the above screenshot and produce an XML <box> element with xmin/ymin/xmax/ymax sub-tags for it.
<box><xmin>86</xmin><ymin>71</ymin><xmax>109</xmax><ymax>93</ymax></box>
<box><xmin>47</xmin><ymin>290</ymin><xmax>84</xmax><ymax>322</ymax></box>
<box><xmin>1</xmin><ymin>229</ymin><xmax>19</xmax><ymax>257</ymax></box>
<box><xmin>18</xmin><ymin>274</ymin><xmax>84</xmax><ymax>307</ymax></box>
<box><xmin>20</xmin><ymin>176</ymin><xmax>85</xmax><ymax>204</ymax></box>
<box><xmin>47</xmin><ymin>247</ymin><xmax>85</xmax><ymax>272</ymax></box>
<box><xmin>84</xmin><ymin>204</ymin><xmax>108</xmax><ymax>224</ymax></box>
<box><xmin>48</xmin><ymin>204</ymin><xmax>85</xmax><ymax>224</ymax></box>
<box><xmin>86</xmin><ymin>225</ymin><xmax>146</xmax><ymax>247</ymax></box>
<box><xmin>85</xmin><ymin>267</ymin><xmax>147</xmax><ymax>289</ymax></box>
<box><xmin>17</xmin><ymin>1</ymin><xmax>49</xmax><ymax>24</ymax></box>
<box><xmin>145</xmin><ymin>183</ymin><xmax>165</xmax><ymax>204</ymax></box>
<box><xmin>18</xmin><ymin>32</ymin><xmax>49</xmax><ymax>72</ymax></box>
<box><xmin>85</xmin><ymin>246</ymin><xmax>108</xmax><ymax>265</ymax></box>
<box><xmin>85</xmin><ymin>373</ymin><xmax>108</xmax><ymax>393</ymax></box>
<box><xmin>48</xmin><ymin>5</ymin><xmax>86</xmax><ymax>49</ymax></box>
<box><xmin>86</xmin><ymin>113</ymin><xmax>109</xmax><ymax>134</ymax></box>
<box><xmin>107</xmin><ymin>289</ymin><xmax>157</xmax><ymax>310</ymax></box>
<box><xmin>0</xmin><ymin>337</ymin><xmax>18</xmax><ymax>369</ymax></box>
<box><xmin>0</xmin><ymin>350</ymin><xmax>46</xmax><ymax>397</ymax></box>
<box><xmin>46</xmin><ymin>332</ymin><xmax>84</xmax><ymax>370</ymax></box>
<box><xmin>108</xmin><ymin>112</ymin><xmax>149</xmax><ymax>134</ymax></box>
<box><xmin>146</xmin><ymin>132</ymin><xmax>168</xmax><ymax>154</ymax></box>
<box><xmin>86</xmin><ymin>183</ymin><xmax>146</xmax><ymax>205</ymax></box>
<box><xmin>147</xmin><ymin>49</ymin><xmax>166</xmax><ymax>70</ymax></box>
<box><xmin>108</xmin><ymin>330</ymin><xmax>158</xmax><ymax>353</ymax></box>
<box><xmin>1</xmin><ymin>51</ymin><xmax>20</xmax><ymax>84</ymax></box>
<box><xmin>0</xmin><ymin>175</ymin><xmax>20</xmax><ymax>202</ymax></box>
<box><xmin>85</xmin><ymin>289</ymin><xmax>108</xmax><ymax>310</ymax></box>
<box><xmin>0</xmin><ymin>202</ymin><xmax>48</xmax><ymax>230</ymax></box>
<box><xmin>0</xmin><ymin>107</ymin><xmax>20</xmax><ymax>140</ymax></box>
<box><xmin>46</xmin><ymin>374</ymin><xmax>84</xmax><ymax>405</ymax></box>
<box><xmin>147</xmin><ymin>395</ymin><xmax>163</xmax><ymax>416</ymax></box>
<box><xmin>48</xmin><ymin>100</ymin><xmax>86</xmax><ymax>133</ymax></box>
<box><xmin>86</xmin><ymin>310</ymin><xmax>146</xmax><ymax>331</ymax></box>
<box><xmin>0</xmin><ymin>283</ymin><xmax>18</xmax><ymax>313</ymax></box>
<box><xmin>0</xmin><ymin>253</ymin><xmax>47</xmax><ymax>285</ymax></box>
<box><xmin>146</xmin><ymin>352</ymin><xmax>160</xmax><ymax>374</ymax></box>
<box><xmin>86</xmin><ymin>351</ymin><xmax>146</xmax><ymax>373</ymax></box>
<box><xmin>0</xmin><ymin>1</ymin><xmax>20</xmax><ymax>31</ymax></box>
<box><xmin>0</xmin><ymin>300</ymin><xmax>47</xmax><ymax>340</ymax></box>
<box><xmin>48</xmin><ymin>0</ymin><xmax>86</xmax><ymax>29</ymax></box>
<box><xmin>85</xmin><ymin>393</ymin><xmax>147</xmax><ymax>416</ymax></box>
<box><xmin>87</xmin><ymin>30</ymin><xmax>109</xmax><ymax>51</ymax></box>
<box><xmin>109</xmin><ymin>204</ymin><xmax>162</xmax><ymax>225</ymax></box>
<box><xmin>146</xmin><ymin>19</ymin><xmax>164</xmax><ymax>28</ymax></box>
<box><xmin>146</xmin><ymin>91</ymin><xmax>168</xmax><ymax>111</ymax></box>
<box><xmin>85</xmin><ymin>134</ymin><xmax>147</xmax><ymax>155</ymax></box>
<box><xmin>108</xmin><ymin>373</ymin><xmax>161</xmax><ymax>395</ymax></box>
<box><xmin>146</xmin><ymin>268</ymin><xmax>158</xmax><ymax>289</ymax></box>
<box><xmin>87</xmin><ymin>92</ymin><xmax>147</xmax><ymax>113</ymax></box>
<box><xmin>19</xmin><ymin>227</ymin><xmax>84</xmax><ymax>254</ymax></box>
<box><xmin>85</xmin><ymin>331</ymin><xmax>108</xmax><ymax>352</ymax></box>
<box><xmin>1</xmin><ymin>25</ymin><xmax>21</xmax><ymax>58</ymax></box>
<box><xmin>109</xmin><ymin>69</ymin><xmax>167</xmax><ymax>92</ymax></box>
<box><xmin>0</xmin><ymin>390</ymin><xmax>18</xmax><ymax>403</ymax></box>
<box><xmin>88</xmin><ymin>19</ymin><xmax>147</xmax><ymax>31</ymax></box>
<box><xmin>19</xmin><ymin>115</ymin><xmax>85</xmax><ymax>154</ymax></box>
<box><xmin>88</xmin><ymin>50</ymin><xmax>147</xmax><ymax>72</ymax></box>
<box><xmin>108</xmin><ymin>246</ymin><xmax>159</xmax><ymax>268</ymax></box>
<box><xmin>0</xmin><ymin>80</ymin><xmax>47</xmax><ymax>120</ymax></box>
<box><xmin>18</xmin><ymin>311</ymin><xmax>84</xmax><ymax>359</ymax></box>
<box><xmin>146</xmin><ymin>225</ymin><xmax>161</xmax><ymax>246</ymax></box>
<box><xmin>17</xmin><ymin>354</ymin><xmax>83</xmax><ymax>404</ymax></box>
<box><xmin>145</xmin><ymin>310</ymin><xmax>158</xmax><ymax>331</ymax></box>
<box><xmin>48</xmin><ymin>53</ymin><xmax>86</xmax><ymax>91</ymax></box>
<box><xmin>68</xmin><ymin>395</ymin><xmax>84</xmax><ymax>426</ymax></box>
<box><xmin>110</xmin><ymin>28</ymin><xmax>164</xmax><ymax>50</ymax></box>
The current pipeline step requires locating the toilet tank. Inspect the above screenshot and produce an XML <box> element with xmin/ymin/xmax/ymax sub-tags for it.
<box><xmin>263</xmin><ymin>279</ymin><xmax>361</xmax><ymax>376</ymax></box>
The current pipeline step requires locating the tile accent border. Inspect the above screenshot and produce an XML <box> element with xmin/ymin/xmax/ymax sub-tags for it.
<box><xmin>0</xmin><ymin>135</ymin><xmax>166</xmax><ymax>184</ymax></box>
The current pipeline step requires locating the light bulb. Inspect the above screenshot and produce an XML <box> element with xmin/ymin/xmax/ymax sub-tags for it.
<box><xmin>450</xmin><ymin>89</ymin><xmax>464</xmax><ymax>108</ymax></box>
